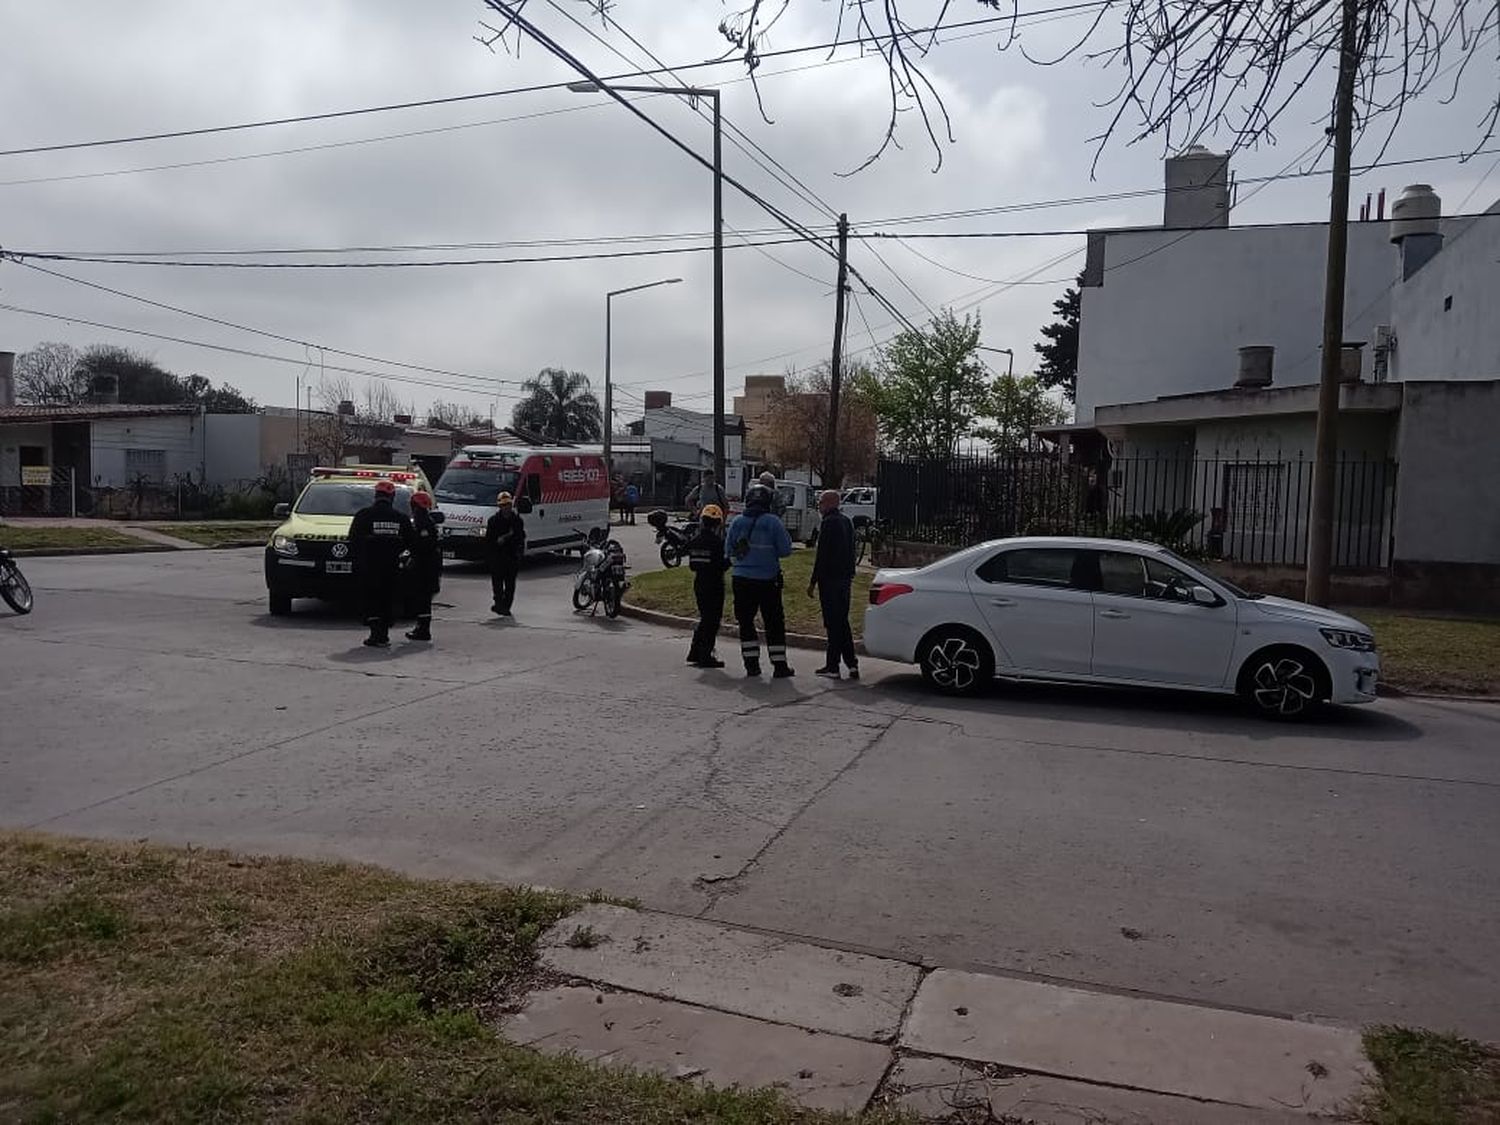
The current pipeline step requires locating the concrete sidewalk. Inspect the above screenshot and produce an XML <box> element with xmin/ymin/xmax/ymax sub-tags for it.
<box><xmin>509</xmin><ymin>904</ymin><xmax>1368</xmax><ymax>1122</ymax></box>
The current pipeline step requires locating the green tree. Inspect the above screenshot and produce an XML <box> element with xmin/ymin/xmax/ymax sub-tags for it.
<box><xmin>865</xmin><ymin>309</ymin><xmax>987</xmax><ymax>459</ymax></box>
<box><xmin>976</xmin><ymin>374</ymin><xmax>1070</xmax><ymax>453</ymax></box>
<box><xmin>77</xmin><ymin>346</ymin><xmax>181</xmax><ymax>403</ymax></box>
<box><xmin>1034</xmin><ymin>276</ymin><xmax>1081</xmax><ymax>404</ymax></box>
<box><xmin>183</xmin><ymin>374</ymin><xmax>256</xmax><ymax>413</ymax></box>
<box><xmin>511</xmin><ymin>368</ymin><xmax>602</xmax><ymax>442</ymax></box>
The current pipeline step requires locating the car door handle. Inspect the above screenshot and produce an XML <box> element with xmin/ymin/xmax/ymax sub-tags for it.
<box><xmin>1099</xmin><ymin>609</ymin><xmax>1130</xmax><ymax>619</ymax></box>
<box><xmin>989</xmin><ymin>597</ymin><xmax>1016</xmax><ymax>607</ymax></box>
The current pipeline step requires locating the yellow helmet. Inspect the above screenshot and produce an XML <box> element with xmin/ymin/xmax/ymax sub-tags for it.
<box><xmin>700</xmin><ymin>503</ymin><xmax>724</xmax><ymax>521</ymax></box>
<box><xmin>496</xmin><ymin>491</ymin><xmax>514</xmax><ymax>507</ymax></box>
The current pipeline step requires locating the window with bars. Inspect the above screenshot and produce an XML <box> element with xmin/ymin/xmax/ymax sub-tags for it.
<box><xmin>1223</xmin><ymin>463</ymin><xmax>1282</xmax><ymax>535</ymax></box>
<box><xmin>125</xmin><ymin>448</ymin><xmax>168</xmax><ymax>482</ymax></box>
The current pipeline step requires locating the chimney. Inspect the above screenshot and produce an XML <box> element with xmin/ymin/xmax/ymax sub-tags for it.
<box><xmin>0</xmin><ymin>351</ymin><xmax>15</xmax><ymax>407</ymax></box>
<box><xmin>1164</xmin><ymin>146</ymin><xmax>1230</xmax><ymax>229</ymax></box>
<box><xmin>89</xmin><ymin>372</ymin><xmax>119</xmax><ymax>404</ymax></box>
<box><xmin>1236</xmin><ymin>345</ymin><xmax>1274</xmax><ymax>389</ymax></box>
<box><xmin>1390</xmin><ymin>183</ymin><xmax>1443</xmax><ymax>280</ymax></box>
<box><xmin>643</xmin><ymin>390</ymin><xmax>672</xmax><ymax>410</ymax></box>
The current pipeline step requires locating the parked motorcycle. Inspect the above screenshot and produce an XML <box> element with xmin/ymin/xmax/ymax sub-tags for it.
<box><xmin>645</xmin><ymin>508</ymin><xmax>700</xmax><ymax>568</ymax></box>
<box><xmin>0</xmin><ymin>547</ymin><xmax>34</xmax><ymax>615</ymax></box>
<box><xmin>571</xmin><ymin>528</ymin><xmax>628</xmax><ymax>618</ymax></box>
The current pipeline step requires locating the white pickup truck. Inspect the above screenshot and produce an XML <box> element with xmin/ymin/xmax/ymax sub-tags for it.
<box><xmin>840</xmin><ymin>486</ymin><xmax>878</xmax><ymax>527</ymax></box>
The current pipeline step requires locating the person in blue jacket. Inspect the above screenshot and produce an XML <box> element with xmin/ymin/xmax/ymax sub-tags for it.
<box><xmin>724</xmin><ymin>483</ymin><xmax>795</xmax><ymax>678</ymax></box>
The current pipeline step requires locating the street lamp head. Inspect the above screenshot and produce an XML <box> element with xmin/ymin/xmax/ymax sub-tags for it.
<box><xmin>566</xmin><ymin>80</ymin><xmax>602</xmax><ymax>93</ymax></box>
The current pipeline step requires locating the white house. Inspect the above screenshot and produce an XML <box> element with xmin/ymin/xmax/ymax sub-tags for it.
<box><xmin>1056</xmin><ymin>155</ymin><xmax>1500</xmax><ymax>606</ymax></box>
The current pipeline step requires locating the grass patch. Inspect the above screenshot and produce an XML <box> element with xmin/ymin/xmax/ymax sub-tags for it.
<box><xmin>163</xmin><ymin>522</ymin><xmax>280</xmax><ymax>547</ymax></box>
<box><xmin>1352</xmin><ymin>609</ymin><xmax>1500</xmax><ymax>695</ymax></box>
<box><xmin>0</xmin><ymin>833</ymin><xmax>905</xmax><ymax>1123</ymax></box>
<box><xmin>0</xmin><ymin>525</ymin><xmax>146</xmax><ymax>551</ymax></box>
<box><xmin>629</xmin><ymin>548</ymin><xmax>874</xmax><ymax>639</ymax></box>
<box><xmin>1362</xmin><ymin>1025</ymin><xmax>1500</xmax><ymax>1124</ymax></box>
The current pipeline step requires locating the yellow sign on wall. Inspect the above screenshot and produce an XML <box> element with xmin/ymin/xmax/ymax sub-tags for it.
<box><xmin>20</xmin><ymin>466</ymin><xmax>51</xmax><ymax>485</ymax></box>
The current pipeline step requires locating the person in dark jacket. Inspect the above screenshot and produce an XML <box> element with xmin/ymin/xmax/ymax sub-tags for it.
<box><xmin>686</xmin><ymin>503</ymin><xmax>730</xmax><ymax>668</ymax></box>
<box><xmin>404</xmin><ymin>490</ymin><xmax>442</xmax><ymax>642</ymax></box>
<box><xmin>349</xmin><ymin>479</ymin><xmax>415</xmax><ymax>648</ymax></box>
<box><xmin>725</xmin><ymin>484</ymin><xmax>795</xmax><ymax>678</ymax></box>
<box><xmin>485</xmin><ymin>490</ymin><xmax>526</xmax><ymax>616</ymax></box>
<box><xmin>808</xmin><ymin>489</ymin><xmax>859</xmax><ymax>679</ymax></box>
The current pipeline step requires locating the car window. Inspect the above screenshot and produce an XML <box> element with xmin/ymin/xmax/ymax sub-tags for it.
<box><xmin>1144</xmin><ymin>557</ymin><xmax>1198</xmax><ymax>602</ymax></box>
<box><xmin>295</xmin><ymin>483</ymin><xmax>414</xmax><ymax>516</ymax></box>
<box><xmin>434</xmin><ymin>468</ymin><xmax>520</xmax><ymax>505</ymax></box>
<box><xmin>1098</xmin><ymin>552</ymin><xmax>1148</xmax><ymax>596</ymax></box>
<box><xmin>975</xmin><ymin>548</ymin><xmax>1078</xmax><ymax>587</ymax></box>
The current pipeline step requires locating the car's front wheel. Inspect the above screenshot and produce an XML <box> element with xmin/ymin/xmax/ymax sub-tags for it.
<box><xmin>1238</xmin><ymin>645</ymin><xmax>1329</xmax><ymax>720</ymax></box>
<box><xmin>919</xmin><ymin>628</ymin><xmax>994</xmax><ymax>696</ymax></box>
<box><xmin>268</xmin><ymin>588</ymin><xmax>292</xmax><ymax>616</ymax></box>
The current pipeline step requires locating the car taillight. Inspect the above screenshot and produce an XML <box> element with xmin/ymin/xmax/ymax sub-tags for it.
<box><xmin>870</xmin><ymin>582</ymin><xmax>914</xmax><ymax>606</ymax></box>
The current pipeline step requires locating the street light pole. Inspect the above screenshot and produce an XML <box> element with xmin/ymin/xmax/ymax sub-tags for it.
<box><xmin>604</xmin><ymin>277</ymin><xmax>682</xmax><ymax>475</ymax></box>
<box><xmin>978</xmin><ymin>345</ymin><xmax>1015</xmax><ymax>378</ymax></box>
<box><xmin>571</xmin><ymin>80</ymin><xmax>724</xmax><ymax>476</ymax></box>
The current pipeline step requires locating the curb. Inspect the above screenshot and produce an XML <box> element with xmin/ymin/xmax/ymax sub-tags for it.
<box><xmin>619</xmin><ymin>600</ymin><xmax>868</xmax><ymax>656</ymax></box>
<box><xmin>1378</xmin><ymin>683</ymin><xmax>1500</xmax><ymax>704</ymax></box>
<box><xmin>8</xmin><ymin>544</ymin><xmax>180</xmax><ymax>558</ymax></box>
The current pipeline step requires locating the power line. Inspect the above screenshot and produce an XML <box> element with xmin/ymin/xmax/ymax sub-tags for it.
<box><xmin>0</xmin><ymin>2</ymin><xmax>1110</xmax><ymax>158</ymax></box>
<box><xmin>1</xmin><ymin>254</ymin><xmax>529</xmax><ymax>392</ymax></box>
<box><xmin>0</xmin><ymin>301</ymin><xmax>524</xmax><ymax>400</ymax></box>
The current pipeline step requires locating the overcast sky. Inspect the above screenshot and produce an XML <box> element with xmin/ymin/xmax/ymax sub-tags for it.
<box><xmin>2</xmin><ymin>0</ymin><xmax>1496</xmax><ymax>425</ymax></box>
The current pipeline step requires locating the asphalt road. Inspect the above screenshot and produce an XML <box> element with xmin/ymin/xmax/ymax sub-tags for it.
<box><xmin>2</xmin><ymin>533</ymin><xmax>1498</xmax><ymax>1038</ymax></box>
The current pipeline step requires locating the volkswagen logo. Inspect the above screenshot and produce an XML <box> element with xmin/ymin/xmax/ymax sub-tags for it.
<box><xmin>331</xmin><ymin>542</ymin><xmax>349</xmax><ymax>559</ymax></box>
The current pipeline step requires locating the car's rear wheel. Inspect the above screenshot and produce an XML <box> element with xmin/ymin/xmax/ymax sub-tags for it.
<box><xmin>919</xmin><ymin>628</ymin><xmax>994</xmax><ymax>696</ymax></box>
<box><xmin>268</xmin><ymin>588</ymin><xmax>292</xmax><ymax>616</ymax></box>
<box><xmin>1238</xmin><ymin>645</ymin><xmax>1329</xmax><ymax>720</ymax></box>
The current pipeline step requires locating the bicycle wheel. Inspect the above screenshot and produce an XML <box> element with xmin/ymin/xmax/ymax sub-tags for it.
<box><xmin>0</xmin><ymin>560</ymin><xmax>34</xmax><ymax>615</ymax></box>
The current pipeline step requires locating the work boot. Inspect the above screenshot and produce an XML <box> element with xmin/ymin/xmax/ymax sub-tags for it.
<box><xmin>772</xmin><ymin>663</ymin><xmax>796</xmax><ymax>679</ymax></box>
<box><xmin>406</xmin><ymin>616</ymin><xmax>432</xmax><ymax>642</ymax></box>
<box><xmin>695</xmin><ymin>657</ymin><xmax>726</xmax><ymax>669</ymax></box>
<box><xmin>814</xmin><ymin>666</ymin><xmax>841</xmax><ymax>679</ymax></box>
<box><xmin>745</xmin><ymin>660</ymin><xmax>762</xmax><ymax>678</ymax></box>
<box><xmin>846</xmin><ymin>665</ymin><xmax>861</xmax><ymax>681</ymax></box>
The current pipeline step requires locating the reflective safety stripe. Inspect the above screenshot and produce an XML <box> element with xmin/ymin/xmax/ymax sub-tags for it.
<box><xmin>741</xmin><ymin>642</ymin><xmax>760</xmax><ymax>654</ymax></box>
<box><xmin>768</xmin><ymin>645</ymin><xmax>787</xmax><ymax>657</ymax></box>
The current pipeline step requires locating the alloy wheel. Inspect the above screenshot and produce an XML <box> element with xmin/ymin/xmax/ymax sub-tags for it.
<box><xmin>1250</xmin><ymin>656</ymin><xmax>1319</xmax><ymax>716</ymax></box>
<box><xmin>926</xmin><ymin>636</ymin><xmax>982</xmax><ymax>692</ymax></box>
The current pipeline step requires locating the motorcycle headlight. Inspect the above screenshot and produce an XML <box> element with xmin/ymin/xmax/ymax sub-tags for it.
<box><xmin>1320</xmin><ymin>627</ymin><xmax>1376</xmax><ymax>652</ymax></box>
<box><xmin>272</xmin><ymin>534</ymin><xmax>298</xmax><ymax>556</ymax></box>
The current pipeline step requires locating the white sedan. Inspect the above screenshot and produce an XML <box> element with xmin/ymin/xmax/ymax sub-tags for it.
<box><xmin>864</xmin><ymin>536</ymin><xmax>1380</xmax><ymax>719</ymax></box>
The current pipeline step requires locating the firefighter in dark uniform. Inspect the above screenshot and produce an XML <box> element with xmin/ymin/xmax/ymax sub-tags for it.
<box><xmin>725</xmin><ymin>483</ymin><xmax>795</xmax><ymax>678</ymax></box>
<box><xmin>485</xmin><ymin>490</ymin><xmax>526</xmax><ymax>616</ymax></box>
<box><xmin>404</xmin><ymin>490</ymin><xmax>442</xmax><ymax>642</ymax></box>
<box><xmin>349</xmin><ymin>479</ymin><xmax>414</xmax><ymax>648</ymax></box>
<box><xmin>685</xmin><ymin>503</ymin><xmax>730</xmax><ymax>668</ymax></box>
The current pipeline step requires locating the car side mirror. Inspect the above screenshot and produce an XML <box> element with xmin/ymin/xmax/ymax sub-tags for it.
<box><xmin>1190</xmin><ymin>585</ymin><xmax>1220</xmax><ymax>606</ymax></box>
<box><xmin>429</xmin><ymin>510</ymin><xmax>445</xmax><ymax>525</ymax></box>
<box><xmin>515</xmin><ymin>496</ymin><xmax>534</xmax><ymax>515</ymax></box>
<box><xmin>273</xmin><ymin>503</ymin><xmax>290</xmax><ymax>518</ymax></box>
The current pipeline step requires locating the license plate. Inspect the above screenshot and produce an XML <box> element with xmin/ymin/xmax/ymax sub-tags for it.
<box><xmin>325</xmin><ymin>561</ymin><xmax>353</xmax><ymax>574</ymax></box>
<box><xmin>442</xmin><ymin>550</ymin><xmax>456</xmax><ymax>560</ymax></box>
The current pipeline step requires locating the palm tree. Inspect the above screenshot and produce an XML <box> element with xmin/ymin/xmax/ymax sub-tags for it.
<box><xmin>511</xmin><ymin>368</ymin><xmax>603</xmax><ymax>442</ymax></box>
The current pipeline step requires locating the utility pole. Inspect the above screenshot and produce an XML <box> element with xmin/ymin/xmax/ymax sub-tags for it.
<box><xmin>711</xmin><ymin>91</ymin><xmax>725</xmax><ymax>480</ymax></box>
<box><xmin>823</xmin><ymin>213</ymin><xmax>850</xmax><ymax>487</ymax></box>
<box><xmin>1306</xmin><ymin>0</ymin><xmax>1361</xmax><ymax>606</ymax></box>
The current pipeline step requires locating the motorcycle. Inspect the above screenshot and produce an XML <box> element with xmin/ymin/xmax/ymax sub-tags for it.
<box><xmin>0</xmin><ymin>546</ymin><xmax>34</xmax><ymax>615</ymax></box>
<box><xmin>645</xmin><ymin>508</ymin><xmax>699</xmax><ymax>568</ymax></box>
<box><xmin>571</xmin><ymin>528</ymin><xmax>628</xmax><ymax>618</ymax></box>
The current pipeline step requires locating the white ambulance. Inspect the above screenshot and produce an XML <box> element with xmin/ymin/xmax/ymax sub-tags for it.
<box><xmin>433</xmin><ymin>445</ymin><xmax>610</xmax><ymax>560</ymax></box>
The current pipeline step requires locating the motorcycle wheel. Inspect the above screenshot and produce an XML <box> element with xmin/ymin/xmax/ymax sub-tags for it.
<box><xmin>603</xmin><ymin>579</ymin><xmax>622</xmax><ymax>618</ymax></box>
<box><xmin>660</xmin><ymin>542</ymin><xmax>682</xmax><ymax>568</ymax></box>
<box><xmin>0</xmin><ymin>559</ymin><xmax>34</xmax><ymax>615</ymax></box>
<box><xmin>572</xmin><ymin>583</ymin><xmax>593</xmax><ymax>611</ymax></box>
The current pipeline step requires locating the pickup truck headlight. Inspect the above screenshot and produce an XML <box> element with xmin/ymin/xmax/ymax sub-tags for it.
<box><xmin>1320</xmin><ymin>627</ymin><xmax>1375</xmax><ymax>652</ymax></box>
<box><xmin>271</xmin><ymin>534</ymin><xmax>298</xmax><ymax>557</ymax></box>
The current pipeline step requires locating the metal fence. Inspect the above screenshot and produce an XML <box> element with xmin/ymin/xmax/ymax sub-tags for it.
<box><xmin>1</xmin><ymin>469</ymin><xmax>287</xmax><ymax>521</ymax></box>
<box><xmin>876</xmin><ymin>452</ymin><xmax>1398</xmax><ymax>568</ymax></box>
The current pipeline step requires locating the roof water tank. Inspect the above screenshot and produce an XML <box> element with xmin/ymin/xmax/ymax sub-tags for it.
<box><xmin>1389</xmin><ymin>184</ymin><xmax>1441</xmax><ymax>242</ymax></box>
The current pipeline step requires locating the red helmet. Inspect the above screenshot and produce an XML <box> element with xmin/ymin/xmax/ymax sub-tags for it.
<box><xmin>374</xmin><ymin>479</ymin><xmax>396</xmax><ymax>496</ymax></box>
<box><xmin>411</xmin><ymin>490</ymin><xmax>432</xmax><ymax>509</ymax></box>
